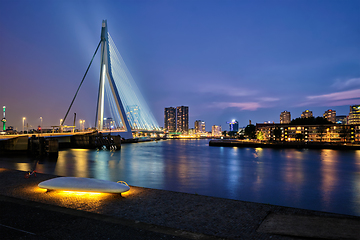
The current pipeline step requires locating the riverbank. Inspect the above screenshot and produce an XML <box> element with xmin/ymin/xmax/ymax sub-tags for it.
<box><xmin>1</xmin><ymin>168</ymin><xmax>359</xmax><ymax>239</ymax></box>
<box><xmin>209</xmin><ymin>139</ymin><xmax>360</xmax><ymax>150</ymax></box>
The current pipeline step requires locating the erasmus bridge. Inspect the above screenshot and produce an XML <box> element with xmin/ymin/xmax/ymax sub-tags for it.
<box><xmin>62</xmin><ymin>20</ymin><xmax>160</xmax><ymax>139</ymax></box>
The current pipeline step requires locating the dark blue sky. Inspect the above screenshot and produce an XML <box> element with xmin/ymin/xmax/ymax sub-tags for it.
<box><xmin>1</xmin><ymin>0</ymin><xmax>359</xmax><ymax>131</ymax></box>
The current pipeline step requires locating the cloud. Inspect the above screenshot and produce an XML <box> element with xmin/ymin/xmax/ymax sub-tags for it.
<box><xmin>332</xmin><ymin>78</ymin><xmax>360</xmax><ymax>89</ymax></box>
<box><xmin>209</xmin><ymin>95</ymin><xmax>280</xmax><ymax>111</ymax></box>
<box><xmin>259</xmin><ymin>97</ymin><xmax>279</xmax><ymax>102</ymax></box>
<box><xmin>212</xmin><ymin>102</ymin><xmax>261</xmax><ymax>111</ymax></box>
<box><xmin>307</xmin><ymin>89</ymin><xmax>360</xmax><ymax>101</ymax></box>
<box><xmin>297</xmin><ymin>89</ymin><xmax>360</xmax><ymax>107</ymax></box>
<box><xmin>199</xmin><ymin>85</ymin><xmax>258</xmax><ymax>97</ymax></box>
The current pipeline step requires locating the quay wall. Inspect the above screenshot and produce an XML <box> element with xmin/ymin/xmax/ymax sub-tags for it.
<box><xmin>209</xmin><ymin>140</ymin><xmax>360</xmax><ymax>150</ymax></box>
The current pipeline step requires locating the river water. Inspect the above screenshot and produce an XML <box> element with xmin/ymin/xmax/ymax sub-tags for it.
<box><xmin>1</xmin><ymin>139</ymin><xmax>360</xmax><ymax>216</ymax></box>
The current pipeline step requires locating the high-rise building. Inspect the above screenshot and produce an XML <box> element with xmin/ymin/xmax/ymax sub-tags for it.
<box><xmin>301</xmin><ymin>110</ymin><xmax>313</xmax><ymax>118</ymax></box>
<box><xmin>212</xmin><ymin>125</ymin><xmax>222</xmax><ymax>136</ymax></box>
<box><xmin>323</xmin><ymin>109</ymin><xmax>336</xmax><ymax>123</ymax></box>
<box><xmin>103</xmin><ymin>117</ymin><xmax>114</xmax><ymax>129</ymax></box>
<box><xmin>164</xmin><ymin>107</ymin><xmax>176</xmax><ymax>132</ymax></box>
<box><xmin>194</xmin><ymin>120</ymin><xmax>205</xmax><ymax>133</ymax></box>
<box><xmin>280</xmin><ymin>111</ymin><xmax>291</xmax><ymax>124</ymax></box>
<box><xmin>227</xmin><ymin>120</ymin><xmax>239</xmax><ymax>132</ymax></box>
<box><xmin>176</xmin><ymin>106</ymin><xmax>189</xmax><ymax>133</ymax></box>
<box><xmin>348</xmin><ymin>105</ymin><xmax>360</xmax><ymax>125</ymax></box>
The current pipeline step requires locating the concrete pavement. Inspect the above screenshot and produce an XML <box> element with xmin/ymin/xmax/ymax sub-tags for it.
<box><xmin>1</xmin><ymin>168</ymin><xmax>359</xmax><ymax>239</ymax></box>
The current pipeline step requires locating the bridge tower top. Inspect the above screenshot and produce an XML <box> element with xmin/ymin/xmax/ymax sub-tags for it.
<box><xmin>95</xmin><ymin>20</ymin><xmax>159</xmax><ymax>139</ymax></box>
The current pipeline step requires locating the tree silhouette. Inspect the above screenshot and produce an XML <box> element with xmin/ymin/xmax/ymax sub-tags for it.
<box><xmin>244</xmin><ymin>124</ymin><xmax>256</xmax><ymax>139</ymax></box>
<box><xmin>317</xmin><ymin>125</ymin><xmax>326</xmax><ymax>142</ymax></box>
<box><xmin>339</xmin><ymin>126</ymin><xmax>350</xmax><ymax>142</ymax></box>
<box><xmin>290</xmin><ymin>117</ymin><xmax>331</xmax><ymax>125</ymax></box>
<box><xmin>295</xmin><ymin>133</ymin><xmax>304</xmax><ymax>142</ymax></box>
<box><xmin>273</xmin><ymin>127</ymin><xmax>282</xmax><ymax>141</ymax></box>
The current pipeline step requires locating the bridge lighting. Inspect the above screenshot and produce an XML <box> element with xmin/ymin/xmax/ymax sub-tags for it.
<box><xmin>95</xmin><ymin>20</ymin><xmax>159</xmax><ymax>139</ymax></box>
<box><xmin>79</xmin><ymin>119</ymin><xmax>85</xmax><ymax>131</ymax></box>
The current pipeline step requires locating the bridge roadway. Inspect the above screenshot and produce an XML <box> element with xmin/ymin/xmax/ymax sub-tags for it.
<box><xmin>0</xmin><ymin>131</ymin><xmax>94</xmax><ymax>140</ymax></box>
<box><xmin>0</xmin><ymin>131</ymin><xmax>125</xmax><ymax>154</ymax></box>
<box><xmin>0</xmin><ymin>168</ymin><xmax>360</xmax><ymax>239</ymax></box>
<box><xmin>0</xmin><ymin>129</ymin><xmax>163</xmax><ymax>140</ymax></box>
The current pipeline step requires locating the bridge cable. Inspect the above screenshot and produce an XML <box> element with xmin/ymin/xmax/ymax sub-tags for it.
<box><xmin>61</xmin><ymin>40</ymin><xmax>102</xmax><ymax>126</ymax></box>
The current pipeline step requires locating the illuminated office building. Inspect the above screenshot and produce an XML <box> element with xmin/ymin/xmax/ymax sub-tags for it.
<box><xmin>195</xmin><ymin>120</ymin><xmax>205</xmax><ymax>133</ymax></box>
<box><xmin>176</xmin><ymin>106</ymin><xmax>189</xmax><ymax>133</ymax></box>
<box><xmin>103</xmin><ymin>117</ymin><xmax>114</xmax><ymax>129</ymax></box>
<box><xmin>227</xmin><ymin>120</ymin><xmax>239</xmax><ymax>132</ymax></box>
<box><xmin>323</xmin><ymin>109</ymin><xmax>336</xmax><ymax>123</ymax></box>
<box><xmin>212</xmin><ymin>125</ymin><xmax>222</xmax><ymax>136</ymax></box>
<box><xmin>349</xmin><ymin>105</ymin><xmax>360</xmax><ymax>125</ymax></box>
<box><xmin>164</xmin><ymin>107</ymin><xmax>176</xmax><ymax>132</ymax></box>
<box><xmin>280</xmin><ymin>111</ymin><xmax>291</xmax><ymax>124</ymax></box>
<box><xmin>301</xmin><ymin>110</ymin><xmax>313</xmax><ymax>118</ymax></box>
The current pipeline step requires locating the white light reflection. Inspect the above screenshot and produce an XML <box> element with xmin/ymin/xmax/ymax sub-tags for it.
<box><xmin>320</xmin><ymin>149</ymin><xmax>339</xmax><ymax>209</ymax></box>
<box><xmin>226</xmin><ymin>147</ymin><xmax>241</xmax><ymax>193</ymax></box>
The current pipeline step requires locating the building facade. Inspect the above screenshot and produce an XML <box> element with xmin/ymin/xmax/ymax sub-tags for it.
<box><xmin>164</xmin><ymin>107</ymin><xmax>176</xmax><ymax>132</ymax></box>
<box><xmin>349</xmin><ymin>105</ymin><xmax>360</xmax><ymax>125</ymax></box>
<box><xmin>212</xmin><ymin>125</ymin><xmax>222</xmax><ymax>136</ymax></box>
<box><xmin>103</xmin><ymin>118</ymin><xmax>114</xmax><ymax>129</ymax></box>
<box><xmin>194</xmin><ymin>120</ymin><xmax>206</xmax><ymax>133</ymax></box>
<box><xmin>280</xmin><ymin>111</ymin><xmax>291</xmax><ymax>124</ymax></box>
<box><xmin>176</xmin><ymin>106</ymin><xmax>189</xmax><ymax>133</ymax></box>
<box><xmin>256</xmin><ymin>123</ymin><xmax>360</xmax><ymax>143</ymax></box>
<box><xmin>323</xmin><ymin>109</ymin><xmax>336</xmax><ymax>123</ymax></box>
<box><xmin>301</xmin><ymin>110</ymin><xmax>313</xmax><ymax>118</ymax></box>
<box><xmin>227</xmin><ymin>120</ymin><xmax>239</xmax><ymax>132</ymax></box>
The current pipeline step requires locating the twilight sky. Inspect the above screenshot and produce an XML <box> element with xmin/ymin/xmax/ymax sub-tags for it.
<box><xmin>0</xmin><ymin>0</ymin><xmax>359</xmax><ymax>131</ymax></box>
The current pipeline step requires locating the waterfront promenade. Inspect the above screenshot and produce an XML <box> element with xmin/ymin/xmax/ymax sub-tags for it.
<box><xmin>1</xmin><ymin>168</ymin><xmax>359</xmax><ymax>239</ymax></box>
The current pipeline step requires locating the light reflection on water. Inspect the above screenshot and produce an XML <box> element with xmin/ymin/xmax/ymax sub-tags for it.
<box><xmin>1</xmin><ymin>139</ymin><xmax>360</xmax><ymax>216</ymax></box>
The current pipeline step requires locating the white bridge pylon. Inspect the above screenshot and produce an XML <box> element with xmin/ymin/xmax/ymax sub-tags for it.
<box><xmin>96</xmin><ymin>20</ymin><xmax>159</xmax><ymax>139</ymax></box>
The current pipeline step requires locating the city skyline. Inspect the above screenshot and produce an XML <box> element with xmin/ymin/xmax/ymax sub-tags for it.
<box><xmin>1</xmin><ymin>0</ymin><xmax>359</xmax><ymax>131</ymax></box>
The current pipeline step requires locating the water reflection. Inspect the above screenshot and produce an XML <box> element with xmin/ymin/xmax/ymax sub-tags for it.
<box><xmin>320</xmin><ymin>149</ymin><xmax>338</xmax><ymax>209</ymax></box>
<box><xmin>1</xmin><ymin>139</ymin><xmax>360</xmax><ymax>216</ymax></box>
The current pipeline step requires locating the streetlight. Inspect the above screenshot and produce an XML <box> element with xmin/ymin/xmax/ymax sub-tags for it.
<box><xmin>22</xmin><ymin>117</ymin><xmax>26</xmax><ymax>134</ymax></box>
<box><xmin>59</xmin><ymin>119</ymin><xmax>63</xmax><ymax>133</ymax></box>
<box><xmin>40</xmin><ymin>117</ymin><xmax>43</xmax><ymax>134</ymax></box>
<box><xmin>79</xmin><ymin>120</ymin><xmax>85</xmax><ymax>132</ymax></box>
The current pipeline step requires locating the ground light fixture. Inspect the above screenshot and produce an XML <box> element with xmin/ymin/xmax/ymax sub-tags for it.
<box><xmin>38</xmin><ymin>177</ymin><xmax>130</xmax><ymax>194</ymax></box>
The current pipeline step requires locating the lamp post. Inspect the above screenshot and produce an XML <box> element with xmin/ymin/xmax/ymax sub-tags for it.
<box><xmin>22</xmin><ymin>117</ymin><xmax>26</xmax><ymax>134</ymax></box>
<box><xmin>79</xmin><ymin>120</ymin><xmax>85</xmax><ymax>132</ymax></box>
<box><xmin>40</xmin><ymin>117</ymin><xmax>43</xmax><ymax>134</ymax></box>
<box><xmin>60</xmin><ymin>119</ymin><xmax>63</xmax><ymax>133</ymax></box>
